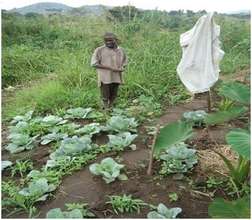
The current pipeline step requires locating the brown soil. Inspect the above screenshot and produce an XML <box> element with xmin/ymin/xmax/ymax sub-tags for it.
<box><xmin>1</xmin><ymin>92</ymin><xmax>246</xmax><ymax>218</ymax></box>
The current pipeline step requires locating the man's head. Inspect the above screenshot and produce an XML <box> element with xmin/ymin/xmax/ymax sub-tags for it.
<box><xmin>103</xmin><ymin>32</ymin><xmax>118</xmax><ymax>49</ymax></box>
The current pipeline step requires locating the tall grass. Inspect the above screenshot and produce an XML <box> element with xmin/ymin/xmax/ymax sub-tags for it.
<box><xmin>2</xmin><ymin>13</ymin><xmax>250</xmax><ymax>120</ymax></box>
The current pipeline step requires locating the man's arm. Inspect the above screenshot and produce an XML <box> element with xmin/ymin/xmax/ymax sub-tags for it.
<box><xmin>93</xmin><ymin>63</ymin><xmax>123</xmax><ymax>72</ymax></box>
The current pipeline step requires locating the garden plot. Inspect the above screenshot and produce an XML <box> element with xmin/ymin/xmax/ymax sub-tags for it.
<box><xmin>2</xmin><ymin>81</ymin><xmax>250</xmax><ymax>218</ymax></box>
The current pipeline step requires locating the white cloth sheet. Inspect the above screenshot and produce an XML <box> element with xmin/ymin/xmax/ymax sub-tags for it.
<box><xmin>177</xmin><ymin>12</ymin><xmax>225</xmax><ymax>93</ymax></box>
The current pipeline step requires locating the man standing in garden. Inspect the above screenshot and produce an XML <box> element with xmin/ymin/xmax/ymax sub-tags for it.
<box><xmin>91</xmin><ymin>32</ymin><xmax>128</xmax><ymax>110</ymax></box>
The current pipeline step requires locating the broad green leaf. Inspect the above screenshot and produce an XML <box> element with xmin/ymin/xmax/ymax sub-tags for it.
<box><xmin>106</xmin><ymin>116</ymin><xmax>138</xmax><ymax>132</ymax></box>
<box><xmin>159</xmin><ymin>143</ymin><xmax>198</xmax><ymax>174</ymax></box>
<box><xmin>89</xmin><ymin>157</ymin><xmax>125</xmax><ymax>183</ymax></box>
<box><xmin>64</xmin><ymin>107</ymin><xmax>92</xmax><ymax>119</ymax></box>
<box><xmin>64</xmin><ymin>209</ymin><xmax>83</xmax><ymax>218</ymax></box>
<box><xmin>108</xmin><ymin>132</ymin><xmax>137</xmax><ymax>151</ymax></box>
<box><xmin>74</xmin><ymin>123</ymin><xmax>101</xmax><ymax>136</ymax></box>
<box><xmin>41</xmin><ymin>115</ymin><xmax>63</xmax><ymax>126</ymax></box>
<box><xmin>226</xmin><ymin>129</ymin><xmax>250</xmax><ymax>160</ymax></box>
<box><xmin>50</xmin><ymin>136</ymin><xmax>92</xmax><ymax>159</ymax></box>
<box><xmin>147</xmin><ymin>203</ymin><xmax>182</xmax><ymax>218</ymax></box>
<box><xmin>154</xmin><ymin>121</ymin><xmax>193</xmax><ymax>155</ymax></box>
<box><xmin>41</xmin><ymin>132</ymin><xmax>68</xmax><ymax>145</ymax></box>
<box><xmin>205</xmin><ymin>106</ymin><xmax>247</xmax><ymax>125</ymax></box>
<box><xmin>1</xmin><ymin>160</ymin><xmax>13</xmax><ymax>170</ymax></box>
<box><xmin>11</xmin><ymin>110</ymin><xmax>33</xmax><ymax>124</ymax></box>
<box><xmin>208</xmin><ymin>197</ymin><xmax>250</xmax><ymax>218</ymax></box>
<box><xmin>218</xmin><ymin>81</ymin><xmax>250</xmax><ymax>105</ymax></box>
<box><xmin>46</xmin><ymin>208</ymin><xmax>65</xmax><ymax>218</ymax></box>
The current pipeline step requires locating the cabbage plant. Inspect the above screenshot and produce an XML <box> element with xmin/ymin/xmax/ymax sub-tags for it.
<box><xmin>46</xmin><ymin>203</ymin><xmax>95</xmax><ymax>218</ymax></box>
<box><xmin>89</xmin><ymin>157</ymin><xmax>127</xmax><ymax>183</ymax></box>
<box><xmin>108</xmin><ymin>132</ymin><xmax>137</xmax><ymax>151</ymax></box>
<box><xmin>5</xmin><ymin>133</ymin><xmax>38</xmax><ymax>153</ymax></box>
<box><xmin>40</xmin><ymin>132</ymin><xmax>68</xmax><ymax>145</ymax></box>
<box><xmin>147</xmin><ymin>203</ymin><xmax>182</xmax><ymax>218</ymax></box>
<box><xmin>41</xmin><ymin>115</ymin><xmax>66</xmax><ymax>127</ymax></box>
<box><xmin>105</xmin><ymin>116</ymin><xmax>138</xmax><ymax>133</ymax></box>
<box><xmin>64</xmin><ymin>107</ymin><xmax>93</xmax><ymax>119</ymax></box>
<box><xmin>10</xmin><ymin>111</ymin><xmax>33</xmax><ymax>125</ymax></box>
<box><xmin>49</xmin><ymin>136</ymin><xmax>93</xmax><ymax>159</ymax></box>
<box><xmin>74</xmin><ymin>123</ymin><xmax>101</xmax><ymax>136</ymax></box>
<box><xmin>2</xmin><ymin>160</ymin><xmax>13</xmax><ymax>170</ymax></box>
<box><xmin>18</xmin><ymin>178</ymin><xmax>56</xmax><ymax>202</ymax></box>
<box><xmin>182</xmin><ymin>110</ymin><xmax>207</xmax><ymax>127</ymax></box>
<box><xmin>9</xmin><ymin>121</ymin><xmax>29</xmax><ymax>134</ymax></box>
<box><xmin>159</xmin><ymin>143</ymin><xmax>198</xmax><ymax>175</ymax></box>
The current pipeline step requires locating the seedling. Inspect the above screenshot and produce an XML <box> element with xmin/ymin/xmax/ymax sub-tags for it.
<box><xmin>168</xmin><ymin>192</ymin><xmax>179</xmax><ymax>202</ymax></box>
<box><xmin>11</xmin><ymin>160</ymin><xmax>33</xmax><ymax>177</ymax></box>
<box><xmin>106</xmin><ymin>194</ymin><xmax>148</xmax><ymax>214</ymax></box>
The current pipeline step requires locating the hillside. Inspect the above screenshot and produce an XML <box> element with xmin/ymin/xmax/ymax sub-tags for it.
<box><xmin>68</xmin><ymin>5</ymin><xmax>111</xmax><ymax>16</ymax></box>
<box><xmin>9</xmin><ymin>2</ymin><xmax>111</xmax><ymax>16</ymax></box>
<box><xmin>10</xmin><ymin>2</ymin><xmax>72</xmax><ymax>14</ymax></box>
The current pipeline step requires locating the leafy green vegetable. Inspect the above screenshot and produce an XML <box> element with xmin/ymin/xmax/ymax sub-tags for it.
<box><xmin>27</xmin><ymin>170</ymin><xmax>61</xmax><ymax>185</ymax></box>
<box><xmin>41</xmin><ymin>115</ymin><xmax>66</xmax><ymax>126</ymax></box>
<box><xmin>106</xmin><ymin>194</ymin><xmax>148</xmax><ymax>214</ymax></box>
<box><xmin>108</xmin><ymin>132</ymin><xmax>137</xmax><ymax>151</ymax></box>
<box><xmin>226</xmin><ymin>129</ymin><xmax>250</xmax><ymax>160</ymax></box>
<box><xmin>5</xmin><ymin>133</ymin><xmax>38</xmax><ymax>153</ymax></box>
<box><xmin>46</xmin><ymin>203</ymin><xmax>95</xmax><ymax>218</ymax></box>
<box><xmin>89</xmin><ymin>157</ymin><xmax>127</xmax><ymax>183</ymax></box>
<box><xmin>64</xmin><ymin>107</ymin><xmax>93</xmax><ymax>119</ymax></box>
<box><xmin>19</xmin><ymin>178</ymin><xmax>56</xmax><ymax>202</ymax></box>
<box><xmin>182</xmin><ymin>110</ymin><xmax>207</xmax><ymax>127</ymax></box>
<box><xmin>105</xmin><ymin>116</ymin><xmax>138</xmax><ymax>133</ymax></box>
<box><xmin>65</xmin><ymin>203</ymin><xmax>95</xmax><ymax>217</ymax></box>
<box><xmin>49</xmin><ymin>136</ymin><xmax>93</xmax><ymax>159</ymax></box>
<box><xmin>159</xmin><ymin>143</ymin><xmax>197</xmax><ymax>175</ymax></box>
<box><xmin>40</xmin><ymin>132</ymin><xmax>68</xmax><ymax>145</ymax></box>
<box><xmin>218</xmin><ymin>81</ymin><xmax>250</xmax><ymax>105</ymax></box>
<box><xmin>204</xmin><ymin>106</ymin><xmax>247</xmax><ymax>125</ymax></box>
<box><xmin>10</xmin><ymin>111</ymin><xmax>33</xmax><ymax>125</ymax></box>
<box><xmin>50</xmin><ymin>123</ymin><xmax>80</xmax><ymax>136</ymax></box>
<box><xmin>46</xmin><ymin>208</ymin><xmax>65</xmax><ymax>218</ymax></box>
<box><xmin>154</xmin><ymin>121</ymin><xmax>193</xmax><ymax>156</ymax></box>
<box><xmin>147</xmin><ymin>203</ymin><xmax>182</xmax><ymax>218</ymax></box>
<box><xmin>74</xmin><ymin>123</ymin><xmax>101</xmax><ymax>136</ymax></box>
<box><xmin>9</xmin><ymin>121</ymin><xmax>29</xmax><ymax>134</ymax></box>
<box><xmin>208</xmin><ymin>197</ymin><xmax>250</xmax><ymax>218</ymax></box>
<box><xmin>1</xmin><ymin>161</ymin><xmax>13</xmax><ymax>170</ymax></box>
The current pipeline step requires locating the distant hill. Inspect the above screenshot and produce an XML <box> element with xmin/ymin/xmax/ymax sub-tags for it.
<box><xmin>68</xmin><ymin>5</ymin><xmax>111</xmax><ymax>16</ymax></box>
<box><xmin>10</xmin><ymin>2</ymin><xmax>73</xmax><ymax>15</ymax></box>
<box><xmin>224</xmin><ymin>10</ymin><xmax>250</xmax><ymax>19</ymax></box>
<box><xmin>9</xmin><ymin>2</ymin><xmax>111</xmax><ymax>16</ymax></box>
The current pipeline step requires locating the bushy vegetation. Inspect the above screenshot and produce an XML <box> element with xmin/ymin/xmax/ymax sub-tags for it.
<box><xmin>2</xmin><ymin>9</ymin><xmax>250</xmax><ymax>120</ymax></box>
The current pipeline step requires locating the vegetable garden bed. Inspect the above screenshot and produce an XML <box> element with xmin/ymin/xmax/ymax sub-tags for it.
<box><xmin>2</xmin><ymin>81</ymin><xmax>250</xmax><ymax>218</ymax></box>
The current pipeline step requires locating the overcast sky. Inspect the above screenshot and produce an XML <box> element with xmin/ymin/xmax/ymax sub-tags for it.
<box><xmin>0</xmin><ymin>0</ymin><xmax>251</xmax><ymax>13</ymax></box>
